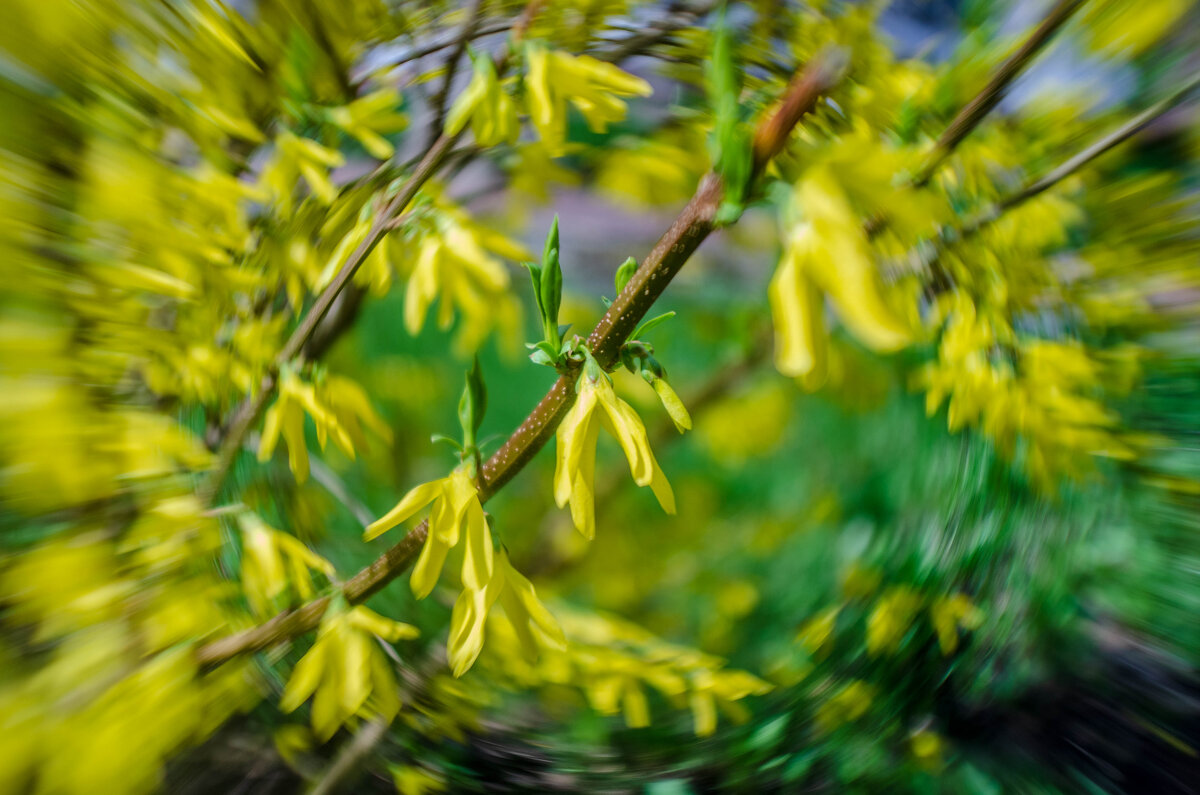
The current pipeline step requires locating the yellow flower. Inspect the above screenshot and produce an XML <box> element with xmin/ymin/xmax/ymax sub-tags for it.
<box><xmin>402</xmin><ymin>209</ymin><xmax>525</xmax><ymax>355</ymax></box>
<box><xmin>363</xmin><ymin>466</ymin><xmax>492</xmax><ymax>600</ymax></box>
<box><xmin>328</xmin><ymin>89</ymin><xmax>408</xmax><ymax>159</ymax></box>
<box><xmin>447</xmin><ymin>549</ymin><xmax>565</xmax><ymax>677</ymax></box>
<box><xmin>525</xmin><ymin>45</ymin><xmax>652</xmax><ymax>153</ymax></box>
<box><xmin>279</xmin><ymin>603</ymin><xmax>419</xmax><ymax>740</ymax></box>
<box><xmin>260</xmin><ymin>131</ymin><xmax>345</xmax><ymax>212</ymax></box>
<box><xmin>554</xmin><ymin>367</ymin><xmax>675</xmax><ymax>540</ymax></box>
<box><xmin>687</xmin><ymin>669</ymin><xmax>772</xmax><ymax>737</ymax></box>
<box><xmin>770</xmin><ymin>166</ymin><xmax>914</xmax><ymax>383</ymax></box>
<box><xmin>444</xmin><ymin>56</ymin><xmax>519</xmax><ymax>147</ymax></box>
<box><xmin>258</xmin><ymin>370</ymin><xmax>358</xmax><ymax>482</ymax></box>
<box><xmin>866</xmin><ymin>586</ymin><xmax>921</xmax><ymax>655</ymax></box>
<box><xmin>796</xmin><ymin>606</ymin><xmax>839</xmax><ymax>657</ymax></box>
<box><xmin>929</xmin><ymin>593</ymin><xmax>983</xmax><ymax>655</ymax></box>
<box><xmin>910</xmin><ymin>728</ymin><xmax>944</xmax><ymax>769</ymax></box>
<box><xmin>650</xmin><ymin>377</ymin><xmax>692</xmax><ymax>433</ymax></box>
<box><xmin>815</xmin><ymin>680</ymin><xmax>874</xmax><ymax>733</ymax></box>
<box><xmin>239</xmin><ymin>514</ymin><xmax>335</xmax><ymax>617</ymax></box>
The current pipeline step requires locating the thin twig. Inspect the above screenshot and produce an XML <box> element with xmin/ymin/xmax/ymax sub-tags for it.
<box><xmin>428</xmin><ymin>0</ymin><xmax>487</xmax><ymax>146</ymax></box>
<box><xmin>194</xmin><ymin>52</ymin><xmax>843</xmax><ymax>669</ymax></box>
<box><xmin>594</xmin><ymin>1</ymin><xmax>717</xmax><ymax>64</ymax></box>
<box><xmin>913</xmin><ymin>0</ymin><xmax>1087</xmax><ymax>186</ymax></box>
<box><xmin>909</xmin><ymin>73</ymin><xmax>1200</xmax><ymax>280</ymax></box>
<box><xmin>305</xmin><ymin>719</ymin><xmax>389</xmax><ymax>795</ymax></box>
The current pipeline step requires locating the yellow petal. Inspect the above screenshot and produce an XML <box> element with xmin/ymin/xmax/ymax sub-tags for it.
<box><xmin>410</xmin><ymin>532</ymin><xmax>452</xmax><ymax>600</ymax></box>
<box><xmin>279</xmin><ymin>639</ymin><xmax>326</xmax><ymax>713</ymax></box>
<box><xmin>769</xmin><ymin>232</ymin><xmax>828</xmax><ymax>382</ymax></box>
<box><xmin>364</xmin><ymin>478</ymin><xmax>444</xmax><ymax>541</ymax></box>
<box><xmin>652</xmin><ymin>378</ymin><xmax>692</xmax><ymax>432</ymax></box>
<box><xmin>460</xmin><ymin>498</ymin><xmax>493</xmax><ymax>591</ymax></box>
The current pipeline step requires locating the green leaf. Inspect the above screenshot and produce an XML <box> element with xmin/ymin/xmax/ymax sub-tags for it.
<box><xmin>430</xmin><ymin>433</ymin><xmax>464</xmax><ymax>452</ymax></box>
<box><xmin>522</xmin><ymin>261</ymin><xmax>545</xmax><ymax>319</ymax></box>
<box><xmin>707</xmin><ymin>8</ymin><xmax>752</xmax><ymax>209</ymax></box>
<box><xmin>614</xmin><ymin>256</ymin><xmax>637</xmax><ymax>295</ymax></box>
<box><xmin>632</xmin><ymin>311</ymin><xmax>676</xmax><ymax>341</ymax></box>
<box><xmin>542</xmin><ymin>214</ymin><xmax>560</xmax><ymax>267</ymax></box>
<box><xmin>458</xmin><ymin>356</ymin><xmax>487</xmax><ymax>447</ymax></box>
<box><xmin>540</xmin><ymin>247</ymin><xmax>561</xmax><ymax>339</ymax></box>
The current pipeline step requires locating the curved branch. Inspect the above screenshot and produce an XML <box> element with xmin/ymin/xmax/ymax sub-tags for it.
<box><xmin>195</xmin><ymin>52</ymin><xmax>843</xmax><ymax>669</ymax></box>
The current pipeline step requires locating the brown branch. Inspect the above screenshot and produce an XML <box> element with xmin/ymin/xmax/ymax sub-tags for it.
<box><xmin>913</xmin><ymin>0</ymin><xmax>1087</xmax><ymax>186</ymax></box>
<box><xmin>195</xmin><ymin>52</ymin><xmax>842</xmax><ymax>669</ymax></box>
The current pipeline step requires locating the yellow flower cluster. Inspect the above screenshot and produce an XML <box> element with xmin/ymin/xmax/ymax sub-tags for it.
<box><xmin>238</xmin><ymin>514</ymin><xmax>336</xmax><ymax>617</ymax></box>
<box><xmin>259</xmin><ymin>370</ymin><xmax>391</xmax><ymax>483</ymax></box>
<box><xmin>918</xmin><ymin>299</ymin><xmax>1138</xmax><ymax>488</ymax></box>
<box><xmin>486</xmin><ymin>607</ymin><xmax>771</xmax><ymax>737</ymax></box>
<box><xmin>446</xmin><ymin>45</ymin><xmax>651</xmax><ymax>155</ymax></box>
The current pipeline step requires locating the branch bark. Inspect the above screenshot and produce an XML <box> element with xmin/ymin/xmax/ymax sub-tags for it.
<box><xmin>195</xmin><ymin>52</ymin><xmax>842</xmax><ymax>669</ymax></box>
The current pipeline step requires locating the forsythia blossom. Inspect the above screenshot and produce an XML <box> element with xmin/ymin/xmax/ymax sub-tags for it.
<box><xmin>525</xmin><ymin>45</ymin><xmax>652</xmax><ymax>152</ymax></box>
<box><xmin>447</xmin><ymin>549</ymin><xmax>565</xmax><ymax>677</ymax></box>
<box><xmin>239</xmin><ymin>514</ymin><xmax>335</xmax><ymax>617</ymax></box>
<box><xmin>258</xmin><ymin>370</ymin><xmax>388</xmax><ymax>482</ymax></box>
<box><xmin>402</xmin><ymin>198</ymin><xmax>528</xmax><ymax>355</ymax></box>
<box><xmin>279</xmin><ymin>603</ymin><xmax>419</xmax><ymax>740</ymax></box>
<box><xmin>260</xmin><ymin>131</ymin><xmax>345</xmax><ymax>211</ymax></box>
<box><xmin>444</xmin><ymin>55</ymin><xmax>519</xmax><ymax>147</ymax></box>
<box><xmin>364</xmin><ymin>466</ymin><xmax>492</xmax><ymax>600</ymax></box>
<box><xmin>327</xmin><ymin>89</ymin><xmax>408</xmax><ymax>159</ymax></box>
<box><xmin>555</xmin><ymin>364</ymin><xmax>675</xmax><ymax>540</ymax></box>
<box><xmin>769</xmin><ymin>165</ymin><xmax>914</xmax><ymax>385</ymax></box>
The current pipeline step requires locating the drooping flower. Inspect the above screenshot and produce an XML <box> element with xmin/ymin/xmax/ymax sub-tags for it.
<box><xmin>444</xmin><ymin>55</ymin><xmax>519</xmax><ymax>147</ymax></box>
<box><xmin>554</xmin><ymin>363</ymin><xmax>674</xmax><ymax>540</ymax></box>
<box><xmin>258</xmin><ymin>370</ymin><xmax>388</xmax><ymax>482</ymax></box>
<box><xmin>400</xmin><ymin>197</ymin><xmax>528</xmax><ymax>355</ymax></box>
<box><xmin>525</xmin><ymin>45</ymin><xmax>652</xmax><ymax>153</ymax></box>
<box><xmin>447</xmin><ymin>549</ymin><xmax>565</xmax><ymax>677</ymax></box>
<box><xmin>258</xmin><ymin>371</ymin><xmax>350</xmax><ymax>482</ymax></box>
<box><xmin>279</xmin><ymin>602</ymin><xmax>418</xmax><ymax>740</ymax></box>
<box><xmin>770</xmin><ymin>165</ymin><xmax>914</xmax><ymax>384</ymax></box>
<box><xmin>260</xmin><ymin>131</ymin><xmax>345</xmax><ymax>212</ymax></box>
<box><xmin>327</xmin><ymin>89</ymin><xmax>408</xmax><ymax>159</ymax></box>
<box><xmin>238</xmin><ymin>514</ymin><xmax>335</xmax><ymax>617</ymax></box>
<box><xmin>363</xmin><ymin>466</ymin><xmax>493</xmax><ymax>600</ymax></box>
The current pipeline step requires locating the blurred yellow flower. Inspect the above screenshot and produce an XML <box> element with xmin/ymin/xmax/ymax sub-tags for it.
<box><xmin>770</xmin><ymin>165</ymin><xmax>914</xmax><ymax>383</ymax></box>
<box><xmin>866</xmin><ymin>586</ymin><xmax>921</xmax><ymax>655</ymax></box>
<box><xmin>328</xmin><ymin>89</ymin><xmax>408</xmax><ymax>159</ymax></box>
<box><xmin>929</xmin><ymin>593</ymin><xmax>983</xmax><ymax>655</ymax></box>
<box><xmin>525</xmin><ymin>45</ymin><xmax>652</xmax><ymax>153</ymax></box>
<box><xmin>279</xmin><ymin>603</ymin><xmax>418</xmax><ymax>740</ymax></box>
<box><xmin>238</xmin><ymin>514</ymin><xmax>335</xmax><ymax>617</ymax></box>
<box><xmin>815</xmin><ymin>679</ymin><xmax>874</xmax><ymax>733</ymax></box>
<box><xmin>444</xmin><ymin>56</ymin><xmax>519</xmax><ymax>147</ymax></box>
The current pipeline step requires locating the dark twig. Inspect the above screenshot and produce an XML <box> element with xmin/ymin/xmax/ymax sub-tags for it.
<box><xmin>913</xmin><ymin>0</ymin><xmax>1087</xmax><ymax>186</ymax></box>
